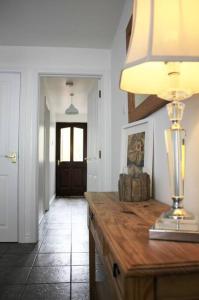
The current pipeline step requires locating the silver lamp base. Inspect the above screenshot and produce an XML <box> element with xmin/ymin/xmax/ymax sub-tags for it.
<box><xmin>162</xmin><ymin>207</ymin><xmax>194</xmax><ymax>220</ymax></box>
<box><xmin>149</xmin><ymin>99</ymin><xmax>199</xmax><ymax>242</ymax></box>
<box><xmin>149</xmin><ymin>212</ymin><xmax>199</xmax><ymax>242</ymax></box>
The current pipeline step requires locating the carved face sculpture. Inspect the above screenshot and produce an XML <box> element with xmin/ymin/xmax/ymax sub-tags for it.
<box><xmin>127</xmin><ymin>132</ymin><xmax>145</xmax><ymax>175</ymax></box>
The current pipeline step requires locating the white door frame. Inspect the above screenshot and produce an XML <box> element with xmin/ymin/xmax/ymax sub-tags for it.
<box><xmin>0</xmin><ymin>67</ymin><xmax>111</xmax><ymax>243</ymax></box>
<box><xmin>44</xmin><ymin>99</ymin><xmax>50</xmax><ymax>212</ymax></box>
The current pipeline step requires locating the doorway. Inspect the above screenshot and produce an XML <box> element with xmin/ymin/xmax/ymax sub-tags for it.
<box><xmin>56</xmin><ymin>122</ymin><xmax>87</xmax><ymax>196</ymax></box>
<box><xmin>38</xmin><ymin>75</ymin><xmax>101</xmax><ymax>222</ymax></box>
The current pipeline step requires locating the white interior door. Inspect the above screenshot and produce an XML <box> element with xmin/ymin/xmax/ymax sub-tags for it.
<box><xmin>0</xmin><ymin>73</ymin><xmax>20</xmax><ymax>242</ymax></box>
<box><xmin>87</xmin><ymin>79</ymin><xmax>101</xmax><ymax>191</ymax></box>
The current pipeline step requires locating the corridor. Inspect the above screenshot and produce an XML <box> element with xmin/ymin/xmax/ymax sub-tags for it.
<box><xmin>0</xmin><ymin>198</ymin><xmax>89</xmax><ymax>299</ymax></box>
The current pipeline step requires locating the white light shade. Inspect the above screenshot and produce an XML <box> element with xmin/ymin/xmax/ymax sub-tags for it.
<box><xmin>120</xmin><ymin>0</ymin><xmax>199</xmax><ymax>100</ymax></box>
<box><xmin>65</xmin><ymin>92</ymin><xmax>79</xmax><ymax>115</ymax></box>
<box><xmin>65</xmin><ymin>104</ymin><xmax>79</xmax><ymax>115</ymax></box>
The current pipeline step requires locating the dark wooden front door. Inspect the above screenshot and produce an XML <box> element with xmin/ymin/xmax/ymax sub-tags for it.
<box><xmin>56</xmin><ymin>123</ymin><xmax>87</xmax><ymax>196</ymax></box>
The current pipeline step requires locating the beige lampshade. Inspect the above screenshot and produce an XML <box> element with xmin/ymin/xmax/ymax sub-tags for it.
<box><xmin>120</xmin><ymin>0</ymin><xmax>199</xmax><ymax>100</ymax></box>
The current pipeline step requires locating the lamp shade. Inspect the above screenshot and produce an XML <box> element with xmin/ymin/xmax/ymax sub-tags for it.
<box><xmin>65</xmin><ymin>92</ymin><xmax>79</xmax><ymax>115</ymax></box>
<box><xmin>65</xmin><ymin>104</ymin><xmax>79</xmax><ymax>115</ymax></box>
<box><xmin>120</xmin><ymin>0</ymin><xmax>199</xmax><ymax>100</ymax></box>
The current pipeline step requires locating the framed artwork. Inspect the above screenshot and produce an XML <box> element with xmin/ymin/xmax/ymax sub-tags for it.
<box><xmin>126</xmin><ymin>16</ymin><xmax>166</xmax><ymax>122</ymax></box>
<box><xmin>121</xmin><ymin>118</ymin><xmax>153</xmax><ymax>195</ymax></box>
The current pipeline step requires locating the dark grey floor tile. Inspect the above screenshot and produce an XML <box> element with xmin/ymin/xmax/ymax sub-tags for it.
<box><xmin>39</xmin><ymin>242</ymin><xmax>71</xmax><ymax>253</ymax></box>
<box><xmin>46</xmin><ymin>229</ymin><xmax>71</xmax><ymax>237</ymax></box>
<box><xmin>6</xmin><ymin>243</ymin><xmax>40</xmax><ymax>254</ymax></box>
<box><xmin>0</xmin><ymin>285</ymin><xmax>25</xmax><ymax>300</ymax></box>
<box><xmin>34</xmin><ymin>253</ymin><xmax>70</xmax><ymax>266</ymax></box>
<box><xmin>21</xmin><ymin>283</ymin><xmax>70</xmax><ymax>300</ymax></box>
<box><xmin>72</xmin><ymin>253</ymin><xmax>89</xmax><ymax>266</ymax></box>
<box><xmin>72</xmin><ymin>232</ymin><xmax>88</xmax><ymax>241</ymax></box>
<box><xmin>71</xmin><ymin>283</ymin><xmax>89</xmax><ymax>300</ymax></box>
<box><xmin>72</xmin><ymin>241</ymin><xmax>89</xmax><ymax>253</ymax></box>
<box><xmin>44</xmin><ymin>235</ymin><xmax>71</xmax><ymax>244</ymax></box>
<box><xmin>39</xmin><ymin>221</ymin><xmax>48</xmax><ymax>231</ymax></box>
<box><xmin>38</xmin><ymin>229</ymin><xmax>47</xmax><ymax>242</ymax></box>
<box><xmin>45</xmin><ymin>215</ymin><xmax>71</xmax><ymax>221</ymax></box>
<box><xmin>0</xmin><ymin>244</ymin><xmax>10</xmax><ymax>256</ymax></box>
<box><xmin>72</xmin><ymin>266</ymin><xmax>89</xmax><ymax>282</ymax></box>
<box><xmin>45</xmin><ymin>223</ymin><xmax>71</xmax><ymax>230</ymax></box>
<box><xmin>0</xmin><ymin>253</ymin><xmax>36</xmax><ymax>267</ymax></box>
<box><xmin>72</xmin><ymin>238</ymin><xmax>89</xmax><ymax>248</ymax></box>
<box><xmin>0</xmin><ymin>267</ymin><xmax>31</xmax><ymax>284</ymax></box>
<box><xmin>72</xmin><ymin>229</ymin><xmax>88</xmax><ymax>238</ymax></box>
<box><xmin>28</xmin><ymin>266</ymin><xmax>70</xmax><ymax>283</ymax></box>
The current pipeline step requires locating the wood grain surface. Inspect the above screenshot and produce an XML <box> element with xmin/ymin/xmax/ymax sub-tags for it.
<box><xmin>86</xmin><ymin>192</ymin><xmax>199</xmax><ymax>277</ymax></box>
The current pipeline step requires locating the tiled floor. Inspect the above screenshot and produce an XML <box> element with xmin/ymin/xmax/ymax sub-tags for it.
<box><xmin>0</xmin><ymin>198</ymin><xmax>89</xmax><ymax>299</ymax></box>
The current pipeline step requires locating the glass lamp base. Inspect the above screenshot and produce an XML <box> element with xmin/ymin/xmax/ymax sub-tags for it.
<box><xmin>162</xmin><ymin>207</ymin><xmax>194</xmax><ymax>220</ymax></box>
<box><xmin>149</xmin><ymin>213</ymin><xmax>199</xmax><ymax>242</ymax></box>
<box><xmin>154</xmin><ymin>213</ymin><xmax>199</xmax><ymax>231</ymax></box>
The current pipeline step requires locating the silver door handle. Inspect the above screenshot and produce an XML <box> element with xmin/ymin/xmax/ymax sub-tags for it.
<box><xmin>5</xmin><ymin>152</ymin><xmax>17</xmax><ymax>163</ymax></box>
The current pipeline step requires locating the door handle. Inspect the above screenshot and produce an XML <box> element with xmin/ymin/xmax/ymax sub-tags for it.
<box><xmin>5</xmin><ymin>152</ymin><xmax>17</xmax><ymax>163</ymax></box>
<box><xmin>57</xmin><ymin>160</ymin><xmax>60</xmax><ymax>166</ymax></box>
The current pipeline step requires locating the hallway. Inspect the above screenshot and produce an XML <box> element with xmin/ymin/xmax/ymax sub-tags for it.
<box><xmin>0</xmin><ymin>198</ymin><xmax>89</xmax><ymax>299</ymax></box>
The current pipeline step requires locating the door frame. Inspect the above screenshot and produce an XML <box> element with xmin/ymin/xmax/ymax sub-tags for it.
<box><xmin>0</xmin><ymin>67</ymin><xmax>111</xmax><ymax>243</ymax></box>
<box><xmin>35</xmin><ymin>69</ymin><xmax>111</xmax><ymax>242</ymax></box>
<box><xmin>44</xmin><ymin>99</ymin><xmax>50</xmax><ymax>211</ymax></box>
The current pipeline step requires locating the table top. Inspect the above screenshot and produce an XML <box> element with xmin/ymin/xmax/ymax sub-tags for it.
<box><xmin>85</xmin><ymin>192</ymin><xmax>199</xmax><ymax>276</ymax></box>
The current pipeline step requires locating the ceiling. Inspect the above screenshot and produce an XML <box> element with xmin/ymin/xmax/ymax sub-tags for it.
<box><xmin>0</xmin><ymin>0</ymin><xmax>125</xmax><ymax>48</ymax></box>
<box><xmin>41</xmin><ymin>76</ymin><xmax>97</xmax><ymax>114</ymax></box>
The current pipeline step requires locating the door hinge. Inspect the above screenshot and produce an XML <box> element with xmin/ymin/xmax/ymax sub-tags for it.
<box><xmin>99</xmin><ymin>150</ymin><xmax>102</xmax><ymax>159</ymax></box>
<box><xmin>99</xmin><ymin>90</ymin><xmax>101</xmax><ymax>98</ymax></box>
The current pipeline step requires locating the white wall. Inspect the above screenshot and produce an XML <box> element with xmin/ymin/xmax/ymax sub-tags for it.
<box><xmin>56</xmin><ymin>113</ymin><xmax>87</xmax><ymax>123</ymax></box>
<box><xmin>152</xmin><ymin>96</ymin><xmax>199</xmax><ymax>217</ymax></box>
<box><xmin>111</xmin><ymin>0</ymin><xmax>199</xmax><ymax>218</ymax></box>
<box><xmin>39</xmin><ymin>83</ymin><xmax>56</xmax><ymax>223</ymax></box>
<box><xmin>0</xmin><ymin>45</ymin><xmax>111</xmax><ymax>242</ymax></box>
<box><xmin>111</xmin><ymin>0</ymin><xmax>132</xmax><ymax>189</ymax></box>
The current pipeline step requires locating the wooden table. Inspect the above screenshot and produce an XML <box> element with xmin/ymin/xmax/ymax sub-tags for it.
<box><xmin>86</xmin><ymin>192</ymin><xmax>199</xmax><ymax>300</ymax></box>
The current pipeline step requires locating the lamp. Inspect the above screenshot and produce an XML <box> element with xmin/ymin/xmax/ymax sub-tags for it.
<box><xmin>65</xmin><ymin>93</ymin><xmax>79</xmax><ymax>115</ymax></box>
<box><xmin>120</xmin><ymin>0</ymin><xmax>199</xmax><ymax>241</ymax></box>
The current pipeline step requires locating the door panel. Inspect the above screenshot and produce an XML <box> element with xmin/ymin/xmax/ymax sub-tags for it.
<box><xmin>56</xmin><ymin>123</ymin><xmax>87</xmax><ymax>196</ymax></box>
<box><xmin>0</xmin><ymin>175</ymin><xmax>7</xmax><ymax>226</ymax></box>
<box><xmin>0</xmin><ymin>73</ymin><xmax>20</xmax><ymax>242</ymax></box>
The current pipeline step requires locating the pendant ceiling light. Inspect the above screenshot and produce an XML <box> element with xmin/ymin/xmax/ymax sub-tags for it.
<box><xmin>65</xmin><ymin>93</ymin><xmax>79</xmax><ymax>115</ymax></box>
<box><xmin>65</xmin><ymin>81</ymin><xmax>79</xmax><ymax>115</ymax></box>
